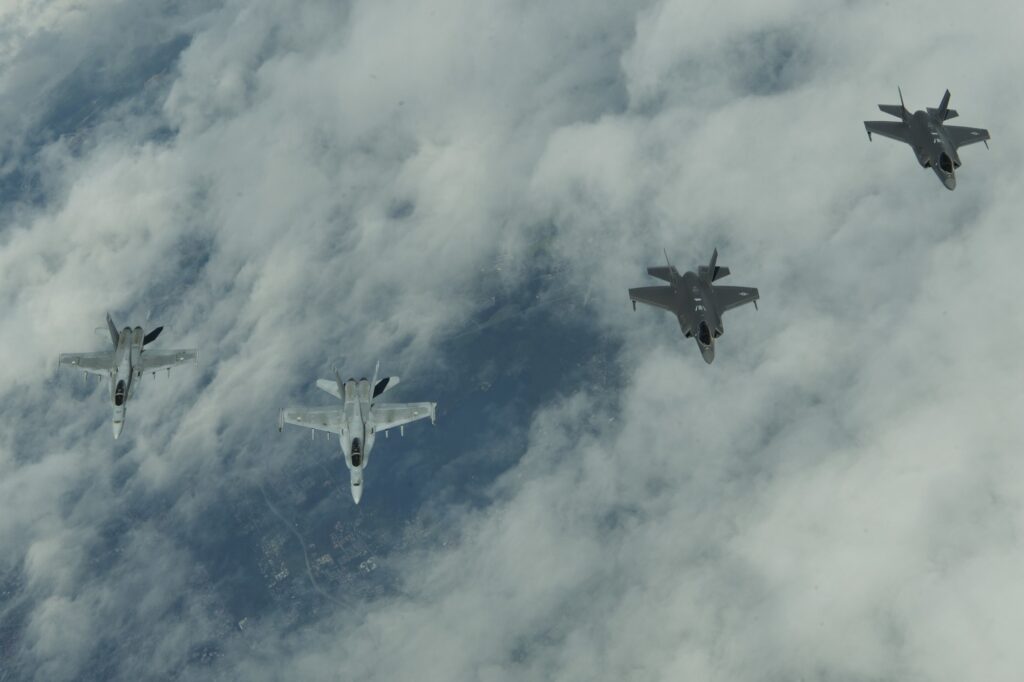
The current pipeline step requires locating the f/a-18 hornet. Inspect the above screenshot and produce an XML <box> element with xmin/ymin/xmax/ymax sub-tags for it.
<box><xmin>864</xmin><ymin>89</ymin><xmax>990</xmax><ymax>190</ymax></box>
<box><xmin>59</xmin><ymin>313</ymin><xmax>197</xmax><ymax>438</ymax></box>
<box><xmin>278</xmin><ymin>363</ymin><xmax>436</xmax><ymax>504</ymax></box>
<box><xmin>629</xmin><ymin>249</ymin><xmax>759</xmax><ymax>364</ymax></box>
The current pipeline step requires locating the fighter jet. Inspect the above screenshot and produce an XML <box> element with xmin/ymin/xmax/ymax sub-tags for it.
<box><xmin>278</xmin><ymin>363</ymin><xmax>437</xmax><ymax>504</ymax></box>
<box><xmin>59</xmin><ymin>313</ymin><xmax>197</xmax><ymax>438</ymax></box>
<box><xmin>864</xmin><ymin>89</ymin><xmax>990</xmax><ymax>190</ymax></box>
<box><xmin>629</xmin><ymin>249</ymin><xmax>759</xmax><ymax>363</ymax></box>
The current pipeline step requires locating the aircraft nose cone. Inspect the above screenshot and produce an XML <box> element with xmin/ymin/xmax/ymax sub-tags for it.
<box><xmin>697</xmin><ymin>341</ymin><xmax>715</xmax><ymax>364</ymax></box>
<box><xmin>351</xmin><ymin>480</ymin><xmax>363</xmax><ymax>504</ymax></box>
<box><xmin>943</xmin><ymin>175</ymin><xmax>956</xmax><ymax>190</ymax></box>
<box><xmin>113</xmin><ymin>421</ymin><xmax>124</xmax><ymax>439</ymax></box>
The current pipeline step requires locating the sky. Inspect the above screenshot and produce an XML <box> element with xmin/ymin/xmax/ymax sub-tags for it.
<box><xmin>2</xmin><ymin>0</ymin><xmax>1024</xmax><ymax>679</ymax></box>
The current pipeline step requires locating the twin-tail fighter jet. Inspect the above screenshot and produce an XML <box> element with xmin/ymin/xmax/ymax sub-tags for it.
<box><xmin>629</xmin><ymin>249</ymin><xmax>759</xmax><ymax>364</ymax></box>
<box><xmin>59</xmin><ymin>313</ymin><xmax>197</xmax><ymax>438</ymax></box>
<box><xmin>864</xmin><ymin>89</ymin><xmax>990</xmax><ymax>190</ymax></box>
<box><xmin>278</xmin><ymin>363</ymin><xmax>437</xmax><ymax>504</ymax></box>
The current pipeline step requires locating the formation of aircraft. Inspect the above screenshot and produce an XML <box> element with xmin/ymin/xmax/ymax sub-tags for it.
<box><xmin>54</xmin><ymin>87</ymin><xmax>991</xmax><ymax>502</ymax></box>
<box><xmin>277</xmin><ymin>363</ymin><xmax>436</xmax><ymax>504</ymax></box>
<box><xmin>58</xmin><ymin>314</ymin><xmax>196</xmax><ymax>438</ymax></box>
<box><xmin>864</xmin><ymin>89</ymin><xmax>990</xmax><ymax>190</ymax></box>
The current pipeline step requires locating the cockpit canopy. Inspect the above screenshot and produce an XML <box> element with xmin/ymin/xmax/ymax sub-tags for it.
<box><xmin>114</xmin><ymin>380</ymin><xmax>127</xmax><ymax>406</ymax></box>
<box><xmin>351</xmin><ymin>438</ymin><xmax>362</xmax><ymax>467</ymax></box>
<box><xmin>698</xmin><ymin>322</ymin><xmax>713</xmax><ymax>346</ymax></box>
<box><xmin>938</xmin><ymin>152</ymin><xmax>954</xmax><ymax>174</ymax></box>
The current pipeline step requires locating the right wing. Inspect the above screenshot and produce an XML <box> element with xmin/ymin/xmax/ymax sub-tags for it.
<box><xmin>628</xmin><ymin>286</ymin><xmax>676</xmax><ymax>312</ymax></box>
<box><xmin>59</xmin><ymin>351</ymin><xmax>114</xmax><ymax>376</ymax></box>
<box><xmin>864</xmin><ymin>120</ymin><xmax>911</xmax><ymax>144</ymax></box>
<box><xmin>278</xmin><ymin>406</ymin><xmax>346</xmax><ymax>435</ymax></box>
<box><xmin>712</xmin><ymin>285</ymin><xmax>759</xmax><ymax>313</ymax></box>
<box><xmin>140</xmin><ymin>348</ymin><xmax>197</xmax><ymax>373</ymax></box>
<box><xmin>944</xmin><ymin>125</ymin><xmax>990</xmax><ymax>149</ymax></box>
<box><xmin>372</xmin><ymin>402</ymin><xmax>436</xmax><ymax>433</ymax></box>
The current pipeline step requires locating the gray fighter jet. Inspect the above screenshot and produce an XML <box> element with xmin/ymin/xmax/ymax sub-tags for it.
<box><xmin>864</xmin><ymin>89</ymin><xmax>990</xmax><ymax>190</ymax></box>
<box><xmin>59</xmin><ymin>313</ymin><xmax>197</xmax><ymax>438</ymax></box>
<box><xmin>278</xmin><ymin>363</ymin><xmax>436</xmax><ymax>504</ymax></box>
<box><xmin>629</xmin><ymin>249</ymin><xmax>759</xmax><ymax>363</ymax></box>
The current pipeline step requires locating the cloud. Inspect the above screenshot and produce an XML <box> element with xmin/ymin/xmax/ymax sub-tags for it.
<box><xmin>3</xmin><ymin>0</ymin><xmax>1024</xmax><ymax>680</ymax></box>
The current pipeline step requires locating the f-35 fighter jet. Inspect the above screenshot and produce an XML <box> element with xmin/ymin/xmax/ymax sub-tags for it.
<box><xmin>629</xmin><ymin>250</ymin><xmax>759</xmax><ymax>364</ymax></box>
<box><xmin>278</xmin><ymin>363</ymin><xmax>436</xmax><ymax>504</ymax></box>
<box><xmin>59</xmin><ymin>313</ymin><xmax>197</xmax><ymax>438</ymax></box>
<box><xmin>864</xmin><ymin>89</ymin><xmax>990</xmax><ymax>190</ymax></box>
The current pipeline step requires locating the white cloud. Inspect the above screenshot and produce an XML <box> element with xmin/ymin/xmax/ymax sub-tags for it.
<box><xmin>2</xmin><ymin>0</ymin><xmax>1024</xmax><ymax>680</ymax></box>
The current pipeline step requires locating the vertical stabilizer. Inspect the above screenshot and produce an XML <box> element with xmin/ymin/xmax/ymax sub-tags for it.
<box><xmin>878</xmin><ymin>87</ymin><xmax>909</xmax><ymax>120</ymax></box>
<box><xmin>106</xmin><ymin>313</ymin><xmax>119</xmax><ymax>347</ymax></box>
<box><xmin>699</xmin><ymin>249</ymin><xmax>719</xmax><ymax>282</ymax></box>
<box><xmin>368</xmin><ymin>361</ymin><xmax>381</xmax><ymax>405</ymax></box>
<box><xmin>938</xmin><ymin>89</ymin><xmax>951</xmax><ymax>119</ymax></box>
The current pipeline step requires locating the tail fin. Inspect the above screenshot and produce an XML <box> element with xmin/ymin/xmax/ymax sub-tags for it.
<box><xmin>373</xmin><ymin>375</ymin><xmax>400</xmax><ymax>399</ymax></box>
<box><xmin>106</xmin><ymin>313</ymin><xmax>119</xmax><ymax>347</ymax></box>
<box><xmin>878</xmin><ymin>87</ymin><xmax>909</xmax><ymax>120</ymax></box>
<box><xmin>927</xmin><ymin>89</ymin><xmax>959</xmax><ymax>120</ymax></box>
<box><xmin>368</xmin><ymin>361</ymin><xmax>401</xmax><ymax>400</ymax></box>
<box><xmin>698</xmin><ymin>249</ymin><xmax>731</xmax><ymax>282</ymax></box>
<box><xmin>142</xmin><ymin>326</ymin><xmax>163</xmax><ymax>346</ymax></box>
<box><xmin>647</xmin><ymin>249</ymin><xmax>675</xmax><ymax>282</ymax></box>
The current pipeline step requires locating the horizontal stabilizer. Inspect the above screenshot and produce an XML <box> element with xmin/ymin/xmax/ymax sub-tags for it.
<box><xmin>927</xmin><ymin>107</ymin><xmax>958</xmax><ymax>120</ymax></box>
<box><xmin>646</xmin><ymin>266</ymin><xmax>673</xmax><ymax>282</ymax></box>
<box><xmin>373</xmin><ymin>376</ymin><xmax>400</xmax><ymax>399</ymax></box>
<box><xmin>316</xmin><ymin>379</ymin><xmax>341</xmax><ymax>399</ymax></box>
<box><xmin>712</xmin><ymin>266</ymin><xmax>730</xmax><ymax>281</ymax></box>
<box><xmin>878</xmin><ymin>104</ymin><xmax>907</xmax><ymax>119</ymax></box>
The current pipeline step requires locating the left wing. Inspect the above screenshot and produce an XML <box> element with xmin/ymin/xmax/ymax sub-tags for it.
<box><xmin>864</xmin><ymin>120</ymin><xmax>911</xmax><ymax>144</ymax></box>
<box><xmin>372</xmin><ymin>402</ymin><xmax>436</xmax><ymax>433</ymax></box>
<box><xmin>59</xmin><ymin>351</ymin><xmax>114</xmax><ymax>376</ymax></box>
<box><xmin>628</xmin><ymin>286</ymin><xmax>676</xmax><ymax>312</ymax></box>
<box><xmin>712</xmin><ymin>285</ymin><xmax>759</xmax><ymax>313</ymax></box>
<box><xmin>278</xmin><ymin>406</ymin><xmax>346</xmax><ymax>435</ymax></box>
<box><xmin>944</xmin><ymin>125</ymin><xmax>990</xmax><ymax>149</ymax></box>
<box><xmin>140</xmin><ymin>348</ymin><xmax>197</xmax><ymax>373</ymax></box>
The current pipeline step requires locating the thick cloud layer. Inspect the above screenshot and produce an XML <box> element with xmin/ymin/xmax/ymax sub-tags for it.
<box><xmin>2</xmin><ymin>0</ymin><xmax>1024</xmax><ymax>680</ymax></box>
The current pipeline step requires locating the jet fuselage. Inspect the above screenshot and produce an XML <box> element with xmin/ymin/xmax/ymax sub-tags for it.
<box><xmin>110</xmin><ymin>326</ymin><xmax>145</xmax><ymax>438</ymax></box>
<box><xmin>335</xmin><ymin>377</ymin><xmax>378</xmax><ymax>504</ymax></box>
<box><xmin>674</xmin><ymin>271</ymin><xmax>722</xmax><ymax>364</ymax></box>
<box><xmin>906</xmin><ymin>110</ymin><xmax>960</xmax><ymax>190</ymax></box>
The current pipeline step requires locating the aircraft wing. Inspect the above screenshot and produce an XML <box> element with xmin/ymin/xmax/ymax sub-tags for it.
<box><xmin>712</xmin><ymin>285</ymin><xmax>759</xmax><ymax>313</ymax></box>
<box><xmin>864</xmin><ymin>120</ymin><xmax>911</xmax><ymax>144</ymax></box>
<box><xmin>372</xmin><ymin>402</ymin><xmax>436</xmax><ymax>433</ymax></box>
<box><xmin>628</xmin><ymin>286</ymin><xmax>676</xmax><ymax>312</ymax></box>
<box><xmin>944</xmin><ymin>125</ymin><xmax>990</xmax><ymax>149</ymax></box>
<box><xmin>140</xmin><ymin>349</ymin><xmax>197</xmax><ymax>373</ymax></box>
<box><xmin>59</xmin><ymin>351</ymin><xmax>114</xmax><ymax>376</ymax></box>
<box><xmin>278</xmin><ymin>406</ymin><xmax>346</xmax><ymax>435</ymax></box>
